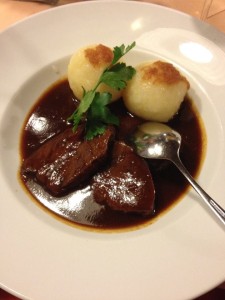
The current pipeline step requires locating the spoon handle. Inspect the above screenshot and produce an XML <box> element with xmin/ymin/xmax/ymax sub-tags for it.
<box><xmin>173</xmin><ymin>156</ymin><xmax>225</xmax><ymax>226</ymax></box>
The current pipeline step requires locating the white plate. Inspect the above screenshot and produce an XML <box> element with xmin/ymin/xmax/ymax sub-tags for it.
<box><xmin>0</xmin><ymin>1</ymin><xmax>225</xmax><ymax>299</ymax></box>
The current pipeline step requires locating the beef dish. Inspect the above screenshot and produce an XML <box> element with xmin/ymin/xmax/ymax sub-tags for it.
<box><xmin>19</xmin><ymin>78</ymin><xmax>205</xmax><ymax>230</ymax></box>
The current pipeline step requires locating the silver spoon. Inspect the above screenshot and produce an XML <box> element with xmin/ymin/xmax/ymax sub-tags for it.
<box><xmin>132</xmin><ymin>122</ymin><xmax>225</xmax><ymax>226</ymax></box>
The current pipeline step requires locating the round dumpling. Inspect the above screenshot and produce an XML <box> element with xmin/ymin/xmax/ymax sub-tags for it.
<box><xmin>123</xmin><ymin>61</ymin><xmax>190</xmax><ymax>122</ymax></box>
<box><xmin>68</xmin><ymin>44</ymin><xmax>122</xmax><ymax>101</ymax></box>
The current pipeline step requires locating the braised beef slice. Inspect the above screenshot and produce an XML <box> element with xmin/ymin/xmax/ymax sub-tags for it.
<box><xmin>92</xmin><ymin>141</ymin><xmax>155</xmax><ymax>215</ymax></box>
<box><xmin>21</xmin><ymin>126</ymin><xmax>115</xmax><ymax>196</ymax></box>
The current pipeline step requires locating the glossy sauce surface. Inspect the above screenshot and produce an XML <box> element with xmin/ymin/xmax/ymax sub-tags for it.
<box><xmin>20</xmin><ymin>79</ymin><xmax>204</xmax><ymax>230</ymax></box>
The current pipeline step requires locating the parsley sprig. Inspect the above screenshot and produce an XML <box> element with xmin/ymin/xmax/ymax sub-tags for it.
<box><xmin>68</xmin><ymin>42</ymin><xmax>136</xmax><ymax>140</ymax></box>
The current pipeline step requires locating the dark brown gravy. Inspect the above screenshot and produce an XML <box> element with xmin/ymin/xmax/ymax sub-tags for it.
<box><xmin>19</xmin><ymin>79</ymin><xmax>205</xmax><ymax>230</ymax></box>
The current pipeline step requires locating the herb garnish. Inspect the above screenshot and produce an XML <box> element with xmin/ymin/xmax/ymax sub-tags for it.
<box><xmin>68</xmin><ymin>42</ymin><xmax>136</xmax><ymax>140</ymax></box>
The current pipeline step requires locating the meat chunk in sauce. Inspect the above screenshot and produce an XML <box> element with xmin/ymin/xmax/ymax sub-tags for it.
<box><xmin>21</xmin><ymin>125</ymin><xmax>115</xmax><ymax>196</ymax></box>
<box><xmin>92</xmin><ymin>141</ymin><xmax>155</xmax><ymax>215</ymax></box>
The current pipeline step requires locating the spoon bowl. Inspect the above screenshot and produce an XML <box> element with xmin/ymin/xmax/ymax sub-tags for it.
<box><xmin>132</xmin><ymin>122</ymin><xmax>225</xmax><ymax>226</ymax></box>
<box><xmin>133</xmin><ymin>122</ymin><xmax>182</xmax><ymax>161</ymax></box>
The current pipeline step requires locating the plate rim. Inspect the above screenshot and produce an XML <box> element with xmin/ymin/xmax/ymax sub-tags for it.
<box><xmin>0</xmin><ymin>1</ymin><xmax>225</xmax><ymax>300</ymax></box>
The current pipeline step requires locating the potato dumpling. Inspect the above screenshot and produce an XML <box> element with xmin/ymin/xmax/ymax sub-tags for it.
<box><xmin>68</xmin><ymin>44</ymin><xmax>122</xmax><ymax>101</ymax></box>
<box><xmin>123</xmin><ymin>61</ymin><xmax>190</xmax><ymax>122</ymax></box>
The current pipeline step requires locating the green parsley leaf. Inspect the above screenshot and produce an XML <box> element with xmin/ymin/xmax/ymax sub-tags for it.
<box><xmin>112</xmin><ymin>41</ymin><xmax>136</xmax><ymax>65</ymax></box>
<box><xmin>67</xmin><ymin>89</ymin><xmax>96</xmax><ymax>131</ymax></box>
<box><xmin>91</xmin><ymin>92</ymin><xmax>119</xmax><ymax>125</ymax></box>
<box><xmin>85</xmin><ymin>92</ymin><xmax>119</xmax><ymax>140</ymax></box>
<box><xmin>68</xmin><ymin>42</ymin><xmax>136</xmax><ymax>139</ymax></box>
<box><xmin>85</xmin><ymin>123</ymin><xmax>107</xmax><ymax>140</ymax></box>
<box><xmin>100</xmin><ymin>63</ymin><xmax>136</xmax><ymax>90</ymax></box>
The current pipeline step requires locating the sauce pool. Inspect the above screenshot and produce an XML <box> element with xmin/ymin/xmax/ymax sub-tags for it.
<box><xmin>19</xmin><ymin>79</ymin><xmax>205</xmax><ymax>230</ymax></box>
